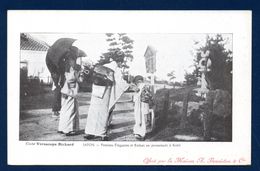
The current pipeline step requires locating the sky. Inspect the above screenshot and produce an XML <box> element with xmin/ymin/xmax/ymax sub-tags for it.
<box><xmin>31</xmin><ymin>33</ymin><xmax>232</xmax><ymax>82</ymax></box>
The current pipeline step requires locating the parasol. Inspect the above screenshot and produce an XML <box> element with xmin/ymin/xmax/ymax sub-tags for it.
<box><xmin>78</xmin><ymin>49</ymin><xmax>87</xmax><ymax>57</ymax></box>
<box><xmin>46</xmin><ymin>38</ymin><xmax>87</xmax><ymax>67</ymax></box>
<box><xmin>46</xmin><ymin>38</ymin><xmax>76</xmax><ymax>67</ymax></box>
<box><xmin>45</xmin><ymin>38</ymin><xmax>87</xmax><ymax>86</ymax></box>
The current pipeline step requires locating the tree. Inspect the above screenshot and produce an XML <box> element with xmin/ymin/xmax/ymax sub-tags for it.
<box><xmin>184</xmin><ymin>70</ymin><xmax>198</xmax><ymax>86</ymax></box>
<box><xmin>98</xmin><ymin>33</ymin><xmax>134</xmax><ymax>72</ymax></box>
<box><xmin>166</xmin><ymin>70</ymin><xmax>176</xmax><ymax>88</ymax></box>
<box><xmin>173</xmin><ymin>81</ymin><xmax>182</xmax><ymax>87</ymax></box>
<box><xmin>167</xmin><ymin>70</ymin><xmax>176</xmax><ymax>82</ymax></box>
<box><xmin>192</xmin><ymin>34</ymin><xmax>232</xmax><ymax>92</ymax></box>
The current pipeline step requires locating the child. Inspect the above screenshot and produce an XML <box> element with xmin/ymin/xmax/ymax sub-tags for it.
<box><xmin>132</xmin><ymin>75</ymin><xmax>154</xmax><ymax>140</ymax></box>
<box><xmin>58</xmin><ymin>58</ymin><xmax>82</xmax><ymax>136</ymax></box>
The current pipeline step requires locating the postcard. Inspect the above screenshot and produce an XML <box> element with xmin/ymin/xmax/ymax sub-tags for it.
<box><xmin>7</xmin><ymin>10</ymin><xmax>251</xmax><ymax>165</ymax></box>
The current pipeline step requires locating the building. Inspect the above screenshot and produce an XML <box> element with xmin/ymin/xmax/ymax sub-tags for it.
<box><xmin>20</xmin><ymin>33</ymin><xmax>51</xmax><ymax>84</ymax></box>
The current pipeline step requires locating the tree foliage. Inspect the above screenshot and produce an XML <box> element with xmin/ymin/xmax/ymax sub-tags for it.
<box><xmin>167</xmin><ymin>70</ymin><xmax>176</xmax><ymax>82</ymax></box>
<box><xmin>192</xmin><ymin>34</ymin><xmax>232</xmax><ymax>92</ymax></box>
<box><xmin>184</xmin><ymin>70</ymin><xmax>198</xmax><ymax>86</ymax></box>
<box><xmin>98</xmin><ymin>33</ymin><xmax>134</xmax><ymax>71</ymax></box>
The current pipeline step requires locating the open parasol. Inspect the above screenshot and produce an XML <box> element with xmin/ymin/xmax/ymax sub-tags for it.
<box><xmin>46</xmin><ymin>38</ymin><xmax>87</xmax><ymax>68</ymax></box>
<box><xmin>46</xmin><ymin>38</ymin><xmax>76</xmax><ymax>67</ymax></box>
<box><xmin>45</xmin><ymin>38</ymin><xmax>87</xmax><ymax>86</ymax></box>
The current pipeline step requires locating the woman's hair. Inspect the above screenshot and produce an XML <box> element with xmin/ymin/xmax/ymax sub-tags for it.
<box><xmin>133</xmin><ymin>75</ymin><xmax>144</xmax><ymax>83</ymax></box>
<box><xmin>64</xmin><ymin>46</ymin><xmax>79</xmax><ymax>72</ymax></box>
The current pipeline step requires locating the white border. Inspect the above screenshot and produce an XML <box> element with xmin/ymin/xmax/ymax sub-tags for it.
<box><xmin>8</xmin><ymin>11</ymin><xmax>251</xmax><ymax>165</ymax></box>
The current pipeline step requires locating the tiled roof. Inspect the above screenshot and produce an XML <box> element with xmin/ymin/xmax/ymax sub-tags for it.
<box><xmin>20</xmin><ymin>33</ymin><xmax>49</xmax><ymax>51</ymax></box>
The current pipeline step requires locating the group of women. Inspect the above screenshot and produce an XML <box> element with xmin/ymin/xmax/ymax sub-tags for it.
<box><xmin>47</xmin><ymin>46</ymin><xmax>154</xmax><ymax>141</ymax></box>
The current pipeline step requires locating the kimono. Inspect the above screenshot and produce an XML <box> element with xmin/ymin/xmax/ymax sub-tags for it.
<box><xmin>133</xmin><ymin>83</ymin><xmax>154</xmax><ymax>137</ymax></box>
<box><xmin>84</xmin><ymin>62</ymin><xmax>129</xmax><ymax>137</ymax></box>
<box><xmin>58</xmin><ymin>67</ymin><xmax>80</xmax><ymax>134</ymax></box>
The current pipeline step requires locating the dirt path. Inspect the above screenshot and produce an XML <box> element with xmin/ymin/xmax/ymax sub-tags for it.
<box><xmin>19</xmin><ymin>92</ymin><xmax>140</xmax><ymax>141</ymax></box>
<box><xmin>20</xmin><ymin>91</ymin><xmax>206</xmax><ymax>142</ymax></box>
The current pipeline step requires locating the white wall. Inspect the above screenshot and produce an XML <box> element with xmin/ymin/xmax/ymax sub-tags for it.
<box><xmin>20</xmin><ymin>50</ymin><xmax>51</xmax><ymax>84</ymax></box>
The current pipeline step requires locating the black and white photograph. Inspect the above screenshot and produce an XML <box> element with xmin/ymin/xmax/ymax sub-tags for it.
<box><xmin>8</xmin><ymin>11</ymin><xmax>251</xmax><ymax>165</ymax></box>
<box><xmin>19</xmin><ymin>33</ymin><xmax>233</xmax><ymax>142</ymax></box>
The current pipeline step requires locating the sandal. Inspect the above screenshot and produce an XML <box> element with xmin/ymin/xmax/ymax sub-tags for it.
<box><xmin>134</xmin><ymin>134</ymin><xmax>145</xmax><ymax>141</ymax></box>
<box><xmin>65</xmin><ymin>131</ymin><xmax>78</xmax><ymax>136</ymax></box>
<box><xmin>84</xmin><ymin>134</ymin><xmax>95</xmax><ymax>140</ymax></box>
<box><xmin>52</xmin><ymin>112</ymin><xmax>60</xmax><ymax>118</ymax></box>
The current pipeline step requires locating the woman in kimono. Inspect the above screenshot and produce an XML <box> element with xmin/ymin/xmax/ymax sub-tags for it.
<box><xmin>46</xmin><ymin>45</ymin><xmax>80</xmax><ymax>118</ymax></box>
<box><xmin>84</xmin><ymin>60</ymin><xmax>129</xmax><ymax>141</ymax></box>
<box><xmin>132</xmin><ymin>75</ymin><xmax>154</xmax><ymax>141</ymax></box>
<box><xmin>58</xmin><ymin>58</ymin><xmax>83</xmax><ymax>136</ymax></box>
